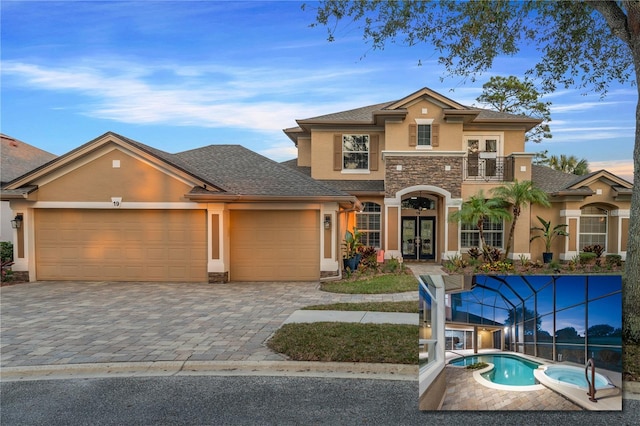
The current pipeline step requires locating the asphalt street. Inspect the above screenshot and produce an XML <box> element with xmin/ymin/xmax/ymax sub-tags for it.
<box><xmin>2</xmin><ymin>376</ymin><xmax>639</xmax><ymax>426</ymax></box>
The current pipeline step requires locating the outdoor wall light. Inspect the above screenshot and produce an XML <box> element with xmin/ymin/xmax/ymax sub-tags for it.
<box><xmin>324</xmin><ymin>215</ymin><xmax>332</xmax><ymax>229</ymax></box>
<box><xmin>10</xmin><ymin>214</ymin><xmax>23</xmax><ymax>229</ymax></box>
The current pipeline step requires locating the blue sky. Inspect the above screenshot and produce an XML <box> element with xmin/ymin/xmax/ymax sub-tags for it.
<box><xmin>1</xmin><ymin>1</ymin><xmax>636</xmax><ymax>181</ymax></box>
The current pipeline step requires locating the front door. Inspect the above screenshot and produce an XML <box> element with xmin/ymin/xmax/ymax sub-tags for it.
<box><xmin>401</xmin><ymin>217</ymin><xmax>435</xmax><ymax>260</ymax></box>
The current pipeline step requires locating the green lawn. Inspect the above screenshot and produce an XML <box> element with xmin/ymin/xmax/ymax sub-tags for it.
<box><xmin>302</xmin><ymin>301</ymin><xmax>419</xmax><ymax>313</ymax></box>
<box><xmin>266</xmin><ymin>322</ymin><xmax>418</xmax><ymax>364</ymax></box>
<box><xmin>320</xmin><ymin>273</ymin><xmax>417</xmax><ymax>294</ymax></box>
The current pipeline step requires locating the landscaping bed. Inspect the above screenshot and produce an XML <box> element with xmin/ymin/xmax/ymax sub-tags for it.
<box><xmin>320</xmin><ymin>272</ymin><xmax>417</xmax><ymax>294</ymax></box>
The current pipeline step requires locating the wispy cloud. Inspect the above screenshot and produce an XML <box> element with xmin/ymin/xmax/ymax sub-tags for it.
<box><xmin>1</xmin><ymin>59</ymin><xmax>379</xmax><ymax>131</ymax></box>
<box><xmin>551</xmin><ymin>101</ymin><xmax>624</xmax><ymax>113</ymax></box>
<box><xmin>589</xmin><ymin>160</ymin><xmax>634</xmax><ymax>182</ymax></box>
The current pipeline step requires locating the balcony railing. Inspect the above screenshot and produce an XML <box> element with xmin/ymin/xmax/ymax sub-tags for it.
<box><xmin>463</xmin><ymin>155</ymin><xmax>514</xmax><ymax>181</ymax></box>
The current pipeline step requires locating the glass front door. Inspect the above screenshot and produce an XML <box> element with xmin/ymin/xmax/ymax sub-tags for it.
<box><xmin>401</xmin><ymin>217</ymin><xmax>435</xmax><ymax>260</ymax></box>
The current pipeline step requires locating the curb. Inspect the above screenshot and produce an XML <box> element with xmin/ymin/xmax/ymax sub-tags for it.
<box><xmin>623</xmin><ymin>381</ymin><xmax>640</xmax><ymax>400</ymax></box>
<box><xmin>0</xmin><ymin>361</ymin><xmax>418</xmax><ymax>382</ymax></box>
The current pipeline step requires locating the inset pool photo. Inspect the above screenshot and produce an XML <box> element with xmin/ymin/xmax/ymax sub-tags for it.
<box><xmin>419</xmin><ymin>274</ymin><xmax>622</xmax><ymax>411</ymax></box>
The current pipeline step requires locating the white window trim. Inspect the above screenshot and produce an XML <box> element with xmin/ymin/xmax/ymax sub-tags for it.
<box><xmin>578</xmin><ymin>209</ymin><xmax>608</xmax><ymax>252</ymax></box>
<box><xmin>415</xmin><ymin>118</ymin><xmax>434</xmax><ymax>150</ymax></box>
<box><xmin>342</xmin><ymin>134</ymin><xmax>370</xmax><ymax>173</ymax></box>
<box><xmin>463</xmin><ymin>133</ymin><xmax>504</xmax><ymax>157</ymax></box>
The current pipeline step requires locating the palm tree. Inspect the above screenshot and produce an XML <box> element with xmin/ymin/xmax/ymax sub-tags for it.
<box><xmin>547</xmin><ymin>154</ymin><xmax>590</xmax><ymax>175</ymax></box>
<box><xmin>491</xmin><ymin>180</ymin><xmax>551</xmax><ymax>259</ymax></box>
<box><xmin>449</xmin><ymin>190</ymin><xmax>512</xmax><ymax>251</ymax></box>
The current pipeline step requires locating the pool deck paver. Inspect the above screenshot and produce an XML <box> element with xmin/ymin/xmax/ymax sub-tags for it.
<box><xmin>440</xmin><ymin>366</ymin><xmax>582</xmax><ymax>410</ymax></box>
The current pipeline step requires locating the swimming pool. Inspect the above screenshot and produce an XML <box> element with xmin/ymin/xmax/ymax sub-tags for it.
<box><xmin>449</xmin><ymin>353</ymin><xmax>542</xmax><ymax>386</ymax></box>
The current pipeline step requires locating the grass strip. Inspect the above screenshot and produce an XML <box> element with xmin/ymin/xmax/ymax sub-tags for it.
<box><xmin>267</xmin><ymin>322</ymin><xmax>418</xmax><ymax>364</ymax></box>
<box><xmin>301</xmin><ymin>301</ymin><xmax>419</xmax><ymax>313</ymax></box>
<box><xmin>320</xmin><ymin>274</ymin><xmax>417</xmax><ymax>294</ymax></box>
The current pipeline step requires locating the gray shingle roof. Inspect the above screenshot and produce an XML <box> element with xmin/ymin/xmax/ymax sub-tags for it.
<box><xmin>175</xmin><ymin>145</ymin><xmax>349</xmax><ymax>197</ymax></box>
<box><xmin>302</xmin><ymin>101</ymin><xmax>397</xmax><ymax>123</ymax></box>
<box><xmin>530</xmin><ymin>165</ymin><xmax>632</xmax><ymax>195</ymax></box>
<box><xmin>1</xmin><ymin>134</ymin><xmax>57</xmax><ymax>185</ymax></box>
<box><xmin>531</xmin><ymin>165</ymin><xmax>582</xmax><ymax>193</ymax></box>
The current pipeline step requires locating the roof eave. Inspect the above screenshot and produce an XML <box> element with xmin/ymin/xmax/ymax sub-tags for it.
<box><xmin>184</xmin><ymin>193</ymin><xmax>362</xmax><ymax>210</ymax></box>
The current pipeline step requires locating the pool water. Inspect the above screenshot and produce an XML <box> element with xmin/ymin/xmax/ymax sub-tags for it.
<box><xmin>544</xmin><ymin>365</ymin><xmax>610</xmax><ymax>389</ymax></box>
<box><xmin>449</xmin><ymin>354</ymin><xmax>541</xmax><ymax>386</ymax></box>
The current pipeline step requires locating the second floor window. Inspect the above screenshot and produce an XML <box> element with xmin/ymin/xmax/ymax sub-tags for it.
<box><xmin>343</xmin><ymin>134</ymin><xmax>369</xmax><ymax>170</ymax></box>
<box><xmin>418</xmin><ymin>124</ymin><xmax>431</xmax><ymax>146</ymax></box>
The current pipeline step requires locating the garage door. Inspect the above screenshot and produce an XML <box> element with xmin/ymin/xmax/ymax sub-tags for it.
<box><xmin>230</xmin><ymin>210</ymin><xmax>319</xmax><ymax>281</ymax></box>
<box><xmin>35</xmin><ymin>209</ymin><xmax>207</xmax><ymax>282</ymax></box>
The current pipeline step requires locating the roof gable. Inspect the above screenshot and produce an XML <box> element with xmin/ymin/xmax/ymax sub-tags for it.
<box><xmin>531</xmin><ymin>165</ymin><xmax>632</xmax><ymax>197</ymax></box>
<box><xmin>3</xmin><ymin>132</ymin><xmax>217</xmax><ymax>191</ymax></box>
<box><xmin>385</xmin><ymin>87</ymin><xmax>467</xmax><ymax>110</ymax></box>
<box><xmin>566</xmin><ymin>169</ymin><xmax>632</xmax><ymax>190</ymax></box>
<box><xmin>2</xmin><ymin>132</ymin><xmax>356</xmax><ymax>204</ymax></box>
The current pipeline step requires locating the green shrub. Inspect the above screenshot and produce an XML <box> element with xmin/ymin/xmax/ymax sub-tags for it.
<box><xmin>0</xmin><ymin>242</ymin><xmax>13</xmax><ymax>262</ymax></box>
<box><xmin>605</xmin><ymin>254</ymin><xmax>622</xmax><ymax>267</ymax></box>
<box><xmin>381</xmin><ymin>257</ymin><xmax>402</xmax><ymax>273</ymax></box>
<box><xmin>579</xmin><ymin>252</ymin><xmax>596</xmax><ymax>265</ymax></box>
<box><xmin>466</xmin><ymin>362</ymin><xmax>489</xmax><ymax>370</ymax></box>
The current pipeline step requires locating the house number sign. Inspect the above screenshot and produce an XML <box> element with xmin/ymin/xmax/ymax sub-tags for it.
<box><xmin>111</xmin><ymin>197</ymin><xmax>122</xmax><ymax>208</ymax></box>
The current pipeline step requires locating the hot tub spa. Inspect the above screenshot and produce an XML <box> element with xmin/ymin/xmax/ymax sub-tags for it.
<box><xmin>541</xmin><ymin>364</ymin><xmax>614</xmax><ymax>390</ymax></box>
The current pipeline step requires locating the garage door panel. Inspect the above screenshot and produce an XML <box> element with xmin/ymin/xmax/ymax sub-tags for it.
<box><xmin>230</xmin><ymin>210</ymin><xmax>319</xmax><ymax>281</ymax></box>
<box><xmin>35</xmin><ymin>209</ymin><xmax>207</xmax><ymax>282</ymax></box>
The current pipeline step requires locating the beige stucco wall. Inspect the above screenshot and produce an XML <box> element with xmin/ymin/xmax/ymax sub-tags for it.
<box><xmin>310</xmin><ymin>130</ymin><xmax>386</xmax><ymax>180</ymax></box>
<box><xmin>35</xmin><ymin>148</ymin><xmax>194</xmax><ymax>203</ymax></box>
<box><xmin>297</xmin><ymin>137</ymin><xmax>311</xmax><ymax>167</ymax></box>
<box><xmin>385</xmin><ymin>100</ymin><xmax>464</xmax><ymax>152</ymax></box>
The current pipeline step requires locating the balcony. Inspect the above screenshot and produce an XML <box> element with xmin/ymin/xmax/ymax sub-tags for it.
<box><xmin>463</xmin><ymin>155</ymin><xmax>514</xmax><ymax>182</ymax></box>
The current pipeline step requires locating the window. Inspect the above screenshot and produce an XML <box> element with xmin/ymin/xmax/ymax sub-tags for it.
<box><xmin>418</xmin><ymin>124</ymin><xmax>431</xmax><ymax>146</ymax></box>
<box><xmin>356</xmin><ymin>202</ymin><xmax>381</xmax><ymax>248</ymax></box>
<box><xmin>342</xmin><ymin>134</ymin><xmax>369</xmax><ymax>170</ymax></box>
<box><xmin>580</xmin><ymin>206</ymin><xmax>607</xmax><ymax>250</ymax></box>
<box><xmin>460</xmin><ymin>218</ymin><xmax>504</xmax><ymax>248</ymax></box>
<box><xmin>464</xmin><ymin>136</ymin><xmax>503</xmax><ymax>180</ymax></box>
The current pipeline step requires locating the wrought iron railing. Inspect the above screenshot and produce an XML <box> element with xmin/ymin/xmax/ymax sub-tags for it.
<box><xmin>463</xmin><ymin>156</ymin><xmax>514</xmax><ymax>181</ymax></box>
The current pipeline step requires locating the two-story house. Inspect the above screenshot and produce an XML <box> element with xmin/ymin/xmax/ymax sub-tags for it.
<box><xmin>284</xmin><ymin>87</ymin><xmax>632</xmax><ymax>265</ymax></box>
<box><xmin>1</xmin><ymin>87</ymin><xmax>632</xmax><ymax>283</ymax></box>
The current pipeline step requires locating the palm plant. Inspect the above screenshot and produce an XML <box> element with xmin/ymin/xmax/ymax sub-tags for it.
<box><xmin>530</xmin><ymin>216</ymin><xmax>569</xmax><ymax>262</ymax></box>
<box><xmin>491</xmin><ymin>180</ymin><xmax>550</xmax><ymax>259</ymax></box>
<box><xmin>548</xmin><ymin>154</ymin><xmax>590</xmax><ymax>175</ymax></box>
<box><xmin>449</xmin><ymin>190</ymin><xmax>512</xmax><ymax>252</ymax></box>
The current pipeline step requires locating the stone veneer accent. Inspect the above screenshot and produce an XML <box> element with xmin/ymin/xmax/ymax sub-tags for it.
<box><xmin>385</xmin><ymin>156</ymin><xmax>462</xmax><ymax>198</ymax></box>
<box><xmin>208</xmin><ymin>272</ymin><xmax>229</xmax><ymax>283</ymax></box>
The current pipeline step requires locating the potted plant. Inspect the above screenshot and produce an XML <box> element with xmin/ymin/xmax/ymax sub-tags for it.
<box><xmin>342</xmin><ymin>227</ymin><xmax>363</xmax><ymax>271</ymax></box>
<box><xmin>530</xmin><ymin>216</ymin><xmax>569</xmax><ymax>263</ymax></box>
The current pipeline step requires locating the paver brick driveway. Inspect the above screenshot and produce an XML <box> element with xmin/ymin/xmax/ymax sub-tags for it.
<box><xmin>1</xmin><ymin>281</ymin><xmax>418</xmax><ymax>368</ymax></box>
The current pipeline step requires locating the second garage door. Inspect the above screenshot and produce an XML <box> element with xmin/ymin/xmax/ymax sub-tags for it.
<box><xmin>35</xmin><ymin>209</ymin><xmax>207</xmax><ymax>282</ymax></box>
<box><xmin>230</xmin><ymin>210</ymin><xmax>319</xmax><ymax>281</ymax></box>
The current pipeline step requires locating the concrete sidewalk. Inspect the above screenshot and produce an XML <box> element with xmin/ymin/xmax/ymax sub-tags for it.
<box><xmin>283</xmin><ymin>310</ymin><xmax>417</xmax><ymax>325</ymax></box>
